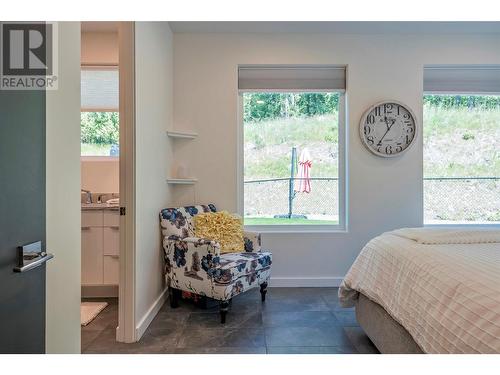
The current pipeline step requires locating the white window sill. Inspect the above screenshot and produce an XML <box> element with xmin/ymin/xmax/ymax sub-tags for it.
<box><xmin>81</xmin><ymin>156</ymin><xmax>119</xmax><ymax>162</ymax></box>
<box><xmin>244</xmin><ymin>224</ymin><xmax>348</xmax><ymax>234</ymax></box>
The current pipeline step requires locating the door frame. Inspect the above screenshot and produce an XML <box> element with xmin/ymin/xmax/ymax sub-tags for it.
<box><xmin>117</xmin><ymin>21</ymin><xmax>136</xmax><ymax>343</ymax></box>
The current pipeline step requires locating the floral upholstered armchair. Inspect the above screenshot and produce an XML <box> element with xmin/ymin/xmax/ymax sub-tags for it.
<box><xmin>159</xmin><ymin>204</ymin><xmax>272</xmax><ymax>323</ymax></box>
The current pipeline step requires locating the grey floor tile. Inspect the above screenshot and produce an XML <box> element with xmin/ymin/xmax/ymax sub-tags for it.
<box><xmin>84</xmin><ymin>326</ymin><xmax>182</xmax><ymax>354</ymax></box>
<box><xmin>344</xmin><ymin>327</ymin><xmax>379</xmax><ymax>354</ymax></box>
<box><xmin>81</xmin><ymin>289</ymin><xmax>377</xmax><ymax>354</ymax></box>
<box><xmin>262</xmin><ymin>311</ymin><xmax>339</xmax><ymax>327</ymax></box>
<box><xmin>230</xmin><ymin>297</ymin><xmax>264</xmax><ymax>313</ymax></box>
<box><xmin>186</xmin><ymin>310</ymin><xmax>263</xmax><ymax>329</ymax></box>
<box><xmin>265</xmin><ymin>326</ymin><xmax>352</xmax><ymax>347</ymax></box>
<box><xmin>262</xmin><ymin>290</ymin><xmax>330</xmax><ymax>312</ymax></box>
<box><xmin>333</xmin><ymin>310</ymin><xmax>359</xmax><ymax>326</ymax></box>
<box><xmin>83</xmin><ymin>328</ymin><xmax>135</xmax><ymax>354</ymax></box>
<box><xmin>269</xmin><ymin>287</ymin><xmax>334</xmax><ymax>296</ymax></box>
<box><xmin>177</xmin><ymin>327</ymin><xmax>266</xmax><ymax>348</ymax></box>
<box><xmin>147</xmin><ymin>310</ymin><xmax>190</xmax><ymax>330</ymax></box>
<box><xmin>262</xmin><ymin>299</ymin><xmax>330</xmax><ymax>312</ymax></box>
<box><xmin>267</xmin><ymin>346</ymin><xmax>358</xmax><ymax>354</ymax></box>
<box><xmin>171</xmin><ymin>347</ymin><xmax>267</xmax><ymax>354</ymax></box>
<box><xmin>321</xmin><ymin>295</ymin><xmax>356</xmax><ymax>312</ymax></box>
<box><xmin>81</xmin><ymin>329</ymin><xmax>102</xmax><ymax>351</ymax></box>
<box><xmin>267</xmin><ymin>288</ymin><xmax>329</xmax><ymax>302</ymax></box>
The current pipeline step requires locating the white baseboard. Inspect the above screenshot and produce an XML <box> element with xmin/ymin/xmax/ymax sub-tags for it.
<box><xmin>270</xmin><ymin>276</ymin><xmax>343</xmax><ymax>287</ymax></box>
<box><xmin>135</xmin><ymin>288</ymin><xmax>168</xmax><ymax>340</ymax></box>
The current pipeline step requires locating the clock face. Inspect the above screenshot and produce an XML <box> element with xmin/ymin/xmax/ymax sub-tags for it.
<box><xmin>360</xmin><ymin>101</ymin><xmax>417</xmax><ymax>157</ymax></box>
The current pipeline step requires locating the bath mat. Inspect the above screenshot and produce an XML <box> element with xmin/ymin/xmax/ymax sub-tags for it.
<box><xmin>81</xmin><ymin>302</ymin><xmax>108</xmax><ymax>326</ymax></box>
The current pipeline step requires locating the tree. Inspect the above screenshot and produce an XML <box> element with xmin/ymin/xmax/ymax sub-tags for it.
<box><xmin>81</xmin><ymin>112</ymin><xmax>119</xmax><ymax>144</ymax></box>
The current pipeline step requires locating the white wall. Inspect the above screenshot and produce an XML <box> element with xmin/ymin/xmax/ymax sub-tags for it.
<box><xmin>81</xmin><ymin>30</ymin><xmax>120</xmax><ymax>194</ymax></box>
<box><xmin>173</xmin><ymin>33</ymin><xmax>500</xmax><ymax>286</ymax></box>
<box><xmin>81</xmin><ymin>158</ymin><xmax>119</xmax><ymax>192</ymax></box>
<box><xmin>134</xmin><ymin>22</ymin><xmax>174</xmax><ymax>335</ymax></box>
<box><xmin>46</xmin><ymin>22</ymin><xmax>81</xmax><ymax>353</ymax></box>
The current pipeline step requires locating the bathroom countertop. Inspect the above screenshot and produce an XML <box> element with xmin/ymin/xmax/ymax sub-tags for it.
<box><xmin>81</xmin><ymin>203</ymin><xmax>120</xmax><ymax>211</ymax></box>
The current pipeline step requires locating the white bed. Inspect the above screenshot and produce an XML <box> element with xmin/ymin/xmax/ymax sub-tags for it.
<box><xmin>339</xmin><ymin>227</ymin><xmax>500</xmax><ymax>354</ymax></box>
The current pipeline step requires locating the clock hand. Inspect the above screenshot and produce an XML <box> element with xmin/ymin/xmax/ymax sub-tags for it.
<box><xmin>383</xmin><ymin>116</ymin><xmax>389</xmax><ymax>131</ymax></box>
<box><xmin>378</xmin><ymin>118</ymin><xmax>396</xmax><ymax>146</ymax></box>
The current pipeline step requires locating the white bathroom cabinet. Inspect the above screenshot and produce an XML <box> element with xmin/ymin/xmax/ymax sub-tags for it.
<box><xmin>82</xmin><ymin>209</ymin><xmax>119</xmax><ymax>287</ymax></box>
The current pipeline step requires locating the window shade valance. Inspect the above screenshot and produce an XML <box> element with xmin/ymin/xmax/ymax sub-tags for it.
<box><xmin>424</xmin><ymin>65</ymin><xmax>500</xmax><ymax>94</ymax></box>
<box><xmin>238</xmin><ymin>65</ymin><xmax>346</xmax><ymax>91</ymax></box>
<box><xmin>81</xmin><ymin>68</ymin><xmax>119</xmax><ymax>111</ymax></box>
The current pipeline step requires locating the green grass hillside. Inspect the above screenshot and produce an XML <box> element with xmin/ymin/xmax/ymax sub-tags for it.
<box><xmin>243</xmin><ymin>101</ymin><xmax>500</xmax><ymax>223</ymax></box>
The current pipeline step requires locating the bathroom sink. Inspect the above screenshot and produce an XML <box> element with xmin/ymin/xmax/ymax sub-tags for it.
<box><xmin>81</xmin><ymin>202</ymin><xmax>119</xmax><ymax>210</ymax></box>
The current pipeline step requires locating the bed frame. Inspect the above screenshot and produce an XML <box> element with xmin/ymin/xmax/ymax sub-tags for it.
<box><xmin>355</xmin><ymin>293</ymin><xmax>424</xmax><ymax>354</ymax></box>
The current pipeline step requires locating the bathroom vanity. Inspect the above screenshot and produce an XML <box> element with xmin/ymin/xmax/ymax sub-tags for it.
<box><xmin>81</xmin><ymin>200</ymin><xmax>120</xmax><ymax>297</ymax></box>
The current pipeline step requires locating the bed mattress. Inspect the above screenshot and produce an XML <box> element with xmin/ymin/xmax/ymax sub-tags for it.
<box><xmin>339</xmin><ymin>228</ymin><xmax>500</xmax><ymax>354</ymax></box>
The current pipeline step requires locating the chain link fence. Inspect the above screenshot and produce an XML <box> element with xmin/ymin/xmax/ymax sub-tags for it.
<box><xmin>244</xmin><ymin>176</ymin><xmax>500</xmax><ymax>224</ymax></box>
<box><xmin>424</xmin><ymin>177</ymin><xmax>500</xmax><ymax>223</ymax></box>
<box><xmin>244</xmin><ymin>177</ymin><xmax>338</xmax><ymax>221</ymax></box>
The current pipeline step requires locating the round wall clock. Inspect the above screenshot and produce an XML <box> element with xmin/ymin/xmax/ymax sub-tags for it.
<box><xmin>359</xmin><ymin>101</ymin><xmax>417</xmax><ymax>157</ymax></box>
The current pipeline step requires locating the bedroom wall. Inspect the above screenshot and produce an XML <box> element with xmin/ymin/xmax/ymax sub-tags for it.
<box><xmin>173</xmin><ymin>32</ymin><xmax>500</xmax><ymax>286</ymax></box>
<box><xmin>134</xmin><ymin>22</ymin><xmax>174</xmax><ymax>337</ymax></box>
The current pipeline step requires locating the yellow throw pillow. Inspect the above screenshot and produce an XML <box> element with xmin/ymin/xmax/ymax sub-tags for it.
<box><xmin>194</xmin><ymin>211</ymin><xmax>244</xmax><ymax>253</ymax></box>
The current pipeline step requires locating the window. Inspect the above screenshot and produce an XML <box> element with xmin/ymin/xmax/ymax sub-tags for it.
<box><xmin>238</xmin><ymin>66</ymin><xmax>346</xmax><ymax>229</ymax></box>
<box><xmin>423</xmin><ymin>65</ymin><xmax>500</xmax><ymax>225</ymax></box>
<box><xmin>81</xmin><ymin>67</ymin><xmax>119</xmax><ymax>157</ymax></box>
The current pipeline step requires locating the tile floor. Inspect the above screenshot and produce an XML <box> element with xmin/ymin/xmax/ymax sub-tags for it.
<box><xmin>82</xmin><ymin>287</ymin><xmax>379</xmax><ymax>354</ymax></box>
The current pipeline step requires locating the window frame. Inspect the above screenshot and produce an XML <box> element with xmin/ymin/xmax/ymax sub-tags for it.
<box><xmin>81</xmin><ymin>65</ymin><xmax>119</xmax><ymax>160</ymax></box>
<box><xmin>422</xmin><ymin>91</ymin><xmax>500</xmax><ymax>228</ymax></box>
<box><xmin>237</xmin><ymin>90</ymin><xmax>347</xmax><ymax>233</ymax></box>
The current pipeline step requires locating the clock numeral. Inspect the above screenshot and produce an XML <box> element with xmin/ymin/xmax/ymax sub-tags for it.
<box><xmin>374</xmin><ymin>106</ymin><xmax>382</xmax><ymax>116</ymax></box>
<box><xmin>367</xmin><ymin>135</ymin><xmax>374</xmax><ymax>145</ymax></box>
<box><xmin>396</xmin><ymin>145</ymin><xmax>403</xmax><ymax>153</ymax></box>
<box><xmin>406</xmin><ymin>134</ymin><xmax>412</xmax><ymax>145</ymax></box>
<box><xmin>366</xmin><ymin>115</ymin><xmax>375</xmax><ymax>125</ymax></box>
<box><xmin>397</xmin><ymin>105</ymin><xmax>401</xmax><ymax>115</ymax></box>
<box><xmin>364</xmin><ymin>125</ymin><xmax>372</xmax><ymax>135</ymax></box>
<box><xmin>403</xmin><ymin>113</ymin><xmax>410</xmax><ymax>119</ymax></box>
<box><xmin>384</xmin><ymin>104</ymin><xmax>393</xmax><ymax>114</ymax></box>
<box><xmin>385</xmin><ymin>145</ymin><xmax>393</xmax><ymax>154</ymax></box>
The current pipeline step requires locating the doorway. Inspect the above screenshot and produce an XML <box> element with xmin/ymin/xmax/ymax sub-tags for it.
<box><xmin>80</xmin><ymin>21</ymin><xmax>135</xmax><ymax>349</ymax></box>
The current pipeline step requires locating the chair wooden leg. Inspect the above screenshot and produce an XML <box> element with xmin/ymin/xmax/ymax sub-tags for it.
<box><xmin>260</xmin><ymin>282</ymin><xmax>268</xmax><ymax>302</ymax></box>
<box><xmin>219</xmin><ymin>300</ymin><xmax>230</xmax><ymax>324</ymax></box>
<box><xmin>169</xmin><ymin>287</ymin><xmax>180</xmax><ymax>308</ymax></box>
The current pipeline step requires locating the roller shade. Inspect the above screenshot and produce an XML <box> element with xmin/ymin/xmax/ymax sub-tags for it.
<box><xmin>424</xmin><ymin>65</ymin><xmax>500</xmax><ymax>94</ymax></box>
<box><xmin>81</xmin><ymin>68</ymin><xmax>119</xmax><ymax>111</ymax></box>
<box><xmin>238</xmin><ymin>65</ymin><xmax>346</xmax><ymax>91</ymax></box>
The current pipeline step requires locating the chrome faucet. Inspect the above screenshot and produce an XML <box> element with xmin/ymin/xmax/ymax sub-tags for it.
<box><xmin>81</xmin><ymin>189</ymin><xmax>92</xmax><ymax>204</ymax></box>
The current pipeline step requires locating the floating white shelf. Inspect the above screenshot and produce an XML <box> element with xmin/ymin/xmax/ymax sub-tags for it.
<box><xmin>167</xmin><ymin>130</ymin><xmax>198</xmax><ymax>139</ymax></box>
<box><xmin>167</xmin><ymin>178</ymin><xmax>197</xmax><ymax>185</ymax></box>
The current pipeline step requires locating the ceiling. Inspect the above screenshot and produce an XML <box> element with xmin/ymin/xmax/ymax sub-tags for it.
<box><xmin>79</xmin><ymin>21</ymin><xmax>500</xmax><ymax>35</ymax></box>
<box><xmin>168</xmin><ymin>21</ymin><xmax>500</xmax><ymax>34</ymax></box>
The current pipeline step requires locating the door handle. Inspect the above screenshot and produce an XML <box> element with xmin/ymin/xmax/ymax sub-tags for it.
<box><xmin>13</xmin><ymin>241</ymin><xmax>54</xmax><ymax>273</ymax></box>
